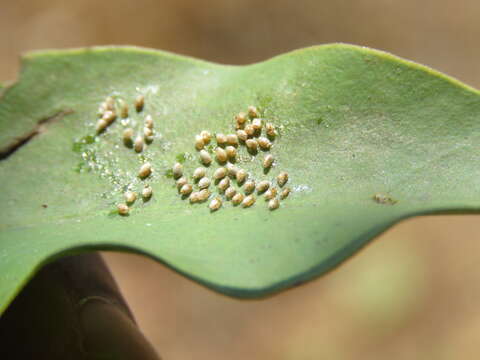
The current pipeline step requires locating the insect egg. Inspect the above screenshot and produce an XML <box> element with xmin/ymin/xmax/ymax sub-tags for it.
<box><xmin>248</xmin><ymin>106</ymin><xmax>259</xmax><ymax>118</ymax></box>
<box><xmin>123</xmin><ymin>128</ymin><xmax>134</xmax><ymax>145</ymax></box>
<box><xmin>176</xmin><ymin>176</ymin><xmax>188</xmax><ymax>190</ymax></box>
<box><xmin>117</xmin><ymin>203</ymin><xmax>129</xmax><ymax>215</ymax></box>
<box><xmin>231</xmin><ymin>193</ymin><xmax>244</xmax><ymax>205</ymax></box>
<box><xmin>244</xmin><ymin>124</ymin><xmax>255</xmax><ymax>137</ymax></box>
<box><xmin>280</xmin><ymin>187</ymin><xmax>291</xmax><ymax>199</ymax></box>
<box><xmin>172</xmin><ymin>163</ymin><xmax>183</xmax><ymax>179</ymax></box>
<box><xmin>193</xmin><ymin>167</ymin><xmax>207</xmax><ymax>181</ymax></box>
<box><xmin>236</xmin><ymin>169</ymin><xmax>247</xmax><ymax>184</ymax></box>
<box><xmin>134</xmin><ymin>135</ymin><xmax>144</xmax><ymax>153</ymax></box>
<box><xmin>200</xmin><ymin>130</ymin><xmax>211</xmax><ymax>144</ymax></box>
<box><xmin>264</xmin><ymin>187</ymin><xmax>277</xmax><ymax>200</ymax></box>
<box><xmin>226</xmin><ymin>163</ymin><xmax>238</xmax><ymax>177</ymax></box>
<box><xmin>215</xmin><ymin>147</ymin><xmax>228</xmax><ymax>163</ymax></box>
<box><xmin>144</xmin><ymin>115</ymin><xmax>154</xmax><ymax>129</ymax></box>
<box><xmin>265</xmin><ymin>122</ymin><xmax>276</xmax><ymax>138</ymax></box>
<box><xmin>252</xmin><ymin>118</ymin><xmax>262</xmax><ymax>132</ymax></box>
<box><xmin>96</xmin><ymin>119</ymin><xmax>108</xmax><ymax>133</ymax></box>
<box><xmin>213</xmin><ymin>167</ymin><xmax>227</xmax><ymax>180</ymax></box>
<box><xmin>124</xmin><ymin>191</ymin><xmax>137</xmax><ymax>204</ymax></box>
<box><xmin>144</xmin><ymin>127</ymin><xmax>153</xmax><ymax>138</ymax></box>
<box><xmin>268</xmin><ymin>198</ymin><xmax>280</xmax><ymax>210</ymax></box>
<box><xmin>258</xmin><ymin>137</ymin><xmax>271</xmax><ymax>150</ymax></box>
<box><xmin>242</xmin><ymin>195</ymin><xmax>256</xmax><ymax>208</ymax></box>
<box><xmin>236</xmin><ymin>129</ymin><xmax>248</xmax><ymax>142</ymax></box>
<box><xmin>195</xmin><ymin>135</ymin><xmax>205</xmax><ymax>150</ymax></box>
<box><xmin>209</xmin><ymin>197</ymin><xmax>222</xmax><ymax>211</ymax></box>
<box><xmin>225</xmin><ymin>146</ymin><xmax>237</xmax><ymax>160</ymax></box>
<box><xmin>119</xmin><ymin>100</ymin><xmax>129</xmax><ymax>118</ymax></box>
<box><xmin>142</xmin><ymin>185</ymin><xmax>153</xmax><ymax>199</ymax></box>
<box><xmin>138</xmin><ymin>162</ymin><xmax>152</xmax><ymax>179</ymax></box>
<box><xmin>235</xmin><ymin>112</ymin><xmax>247</xmax><ymax>127</ymax></box>
<box><xmin>245</xmin><ymin>139</ymin><xmax>258</xmax><ymax>153</ymax></box>
<box><xmin>135</xmin><ymin>94</ymin><xmax>144</xmax><ymax>112</ymax></box>
<box><xmin>225</xmin><ymin>186</ymin><xmax>236</xmax><ymax>199</ymax></box>
<box><xmin>198</xmin><ymin>189</ymin><xmax>211</xmax><ymax>202</ymax></box>
<box><xmin>218</xmin><ymin>177</ymin><xmax>230</xmax><ymax>192</ymax></box>
<box><xmin>226</xmin><ymin>134</ymin><xmax>239</xmax><ymax>146</ymax></box>
<box><xmin>277</xmin><ymin>171</ymin><xmax>289</xmax><ymax>187</ymax></box>
<box><xmin>180</xmin><ymin>183</ymin><xmax>193</xmax><ymax>196</ymax></box>
<box><xmin>256</xmin><ymin>180</ymin><xmax>270</xmax><ymax>193</ymax></box>
<box><xmin>105</xmin><ymin>96</ymin><xmax>115</xmax><ymax>111</ymax></box>
<box><xmin>189</xmin><ymin>191</ymin><xmax>200</xmax><ymax>203</ymax></box>
<box><xmin>102</xmin><ymin>110</ymin><xmax>116</xmax><ymax>124</ymax></box>
<box><xmin>216</xmin><ymin>133</ymin><xmax>227</xmax><ymax>147</ymax></box>
<box><xmin>199</xmin><ymin>150</ymin><xmax>212</xmax><ymax>165</ymax></box>
<box><xmin>198</xmin><ymin>177</ymin><xmax>211</xmax><ymax>189</ymax></box>
<box><xmin>243</xmin><ymin>180</ymin><xmax>255</xmax><ymax>194</ymax></box>
<box><xmin>144</xmin><ymin>130</ymin><xmax>154</xmax><ymax>144</ymax></box>
<box><xmin>263</xmin><ymin>154</ymin><xmax>274</xmax><ymax>169</ymax></box>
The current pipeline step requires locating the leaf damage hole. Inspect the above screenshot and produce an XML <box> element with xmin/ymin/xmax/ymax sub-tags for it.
<box><xmin>0</xmin><ymin>109</ymin><xmax>74</xmax><ymax>160</ymax></box>
<box><xmin>373</xmin><ymin>193</ymin><xmax>398</xmax><ymax>205</ymax></box>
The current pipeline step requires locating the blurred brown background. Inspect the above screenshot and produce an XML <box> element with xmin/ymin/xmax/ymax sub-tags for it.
<box><xmin>2</xmin><ymin>1</ymin><xmax>480</xmax><ymax>359</ymax></box>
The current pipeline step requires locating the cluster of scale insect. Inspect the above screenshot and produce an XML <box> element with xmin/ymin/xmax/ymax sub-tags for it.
<box><xmin>170</xmin><ymin>105</ymin><xmax>291</xmax><ymax>212</ymax></box>
<box><xmin>94</xmin><ymin>95</ymin><xmax>158</xmax><ymax>216</ymax></box>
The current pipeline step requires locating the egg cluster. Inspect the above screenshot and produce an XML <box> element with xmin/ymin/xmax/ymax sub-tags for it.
<box><xmin>95</xmin><ymin>95</ymin><xmax>155</xmax><ymax>216</ymax></box>
<box><xmin>170</xmin><ymin>106</ymin><xmax>291</xmax><ymax>212</ymax></box>
<box><xmin>94</xmin><ymin>97</ymin><xmax>291</xmax><ymax>215</ymax></box>
<box><xmin>96</xmin><ymin>95</ymin><xmax>157</xmax><ymax>154</ymax></box>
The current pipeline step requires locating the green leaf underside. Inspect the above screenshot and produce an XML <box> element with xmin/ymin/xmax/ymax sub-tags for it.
<box><xmin>1</xmin><ymin>44</ymin><xmax>479</xmax><ymax>313</ymax></box>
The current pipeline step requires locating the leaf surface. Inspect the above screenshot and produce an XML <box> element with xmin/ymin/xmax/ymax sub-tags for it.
<box><xmin>1</xmin><ymin>44</ymin><xmax>479</xmax><ymax>312</ymax></box>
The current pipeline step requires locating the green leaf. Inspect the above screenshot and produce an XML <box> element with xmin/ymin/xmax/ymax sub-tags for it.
<box><xmin>1</xmin><ymin>45</ymin><xmax>479</xmax><ymax>313</ymax></box>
